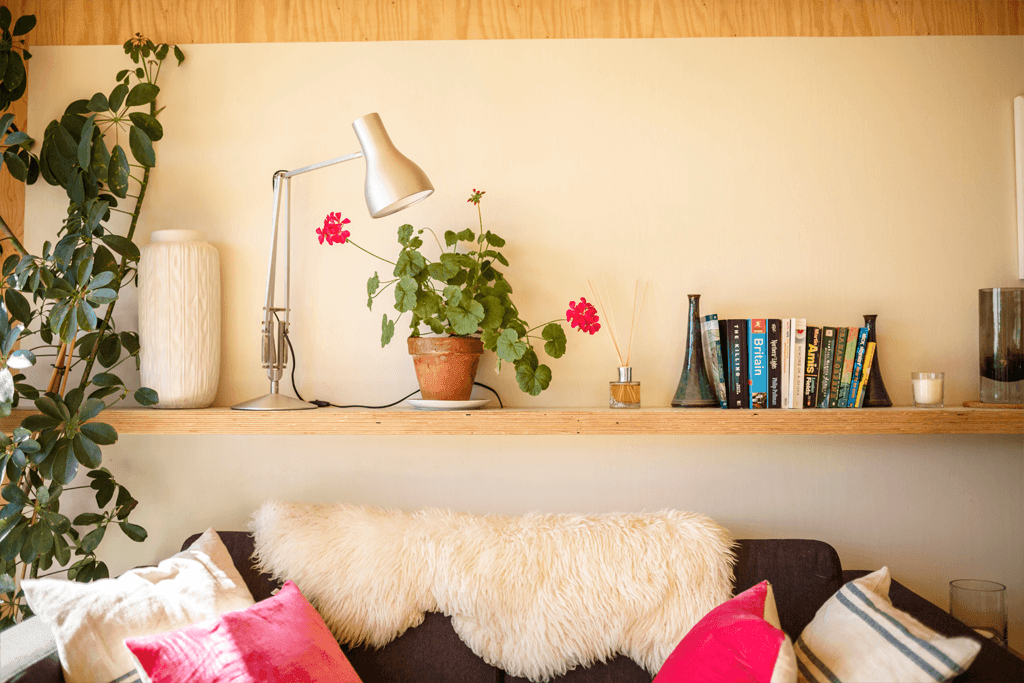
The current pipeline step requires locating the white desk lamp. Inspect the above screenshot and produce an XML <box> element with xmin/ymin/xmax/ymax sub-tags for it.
<box><xmin>232</xmin><ymin>113</ymin><xmax>433</xmax><ymax>411</ymax></box>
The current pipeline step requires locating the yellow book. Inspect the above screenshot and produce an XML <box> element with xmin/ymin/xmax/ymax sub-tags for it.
<box><xmin>854</xmin><ymin>342</ymin><xmax>876</xmax><ymax>408</ymax></box>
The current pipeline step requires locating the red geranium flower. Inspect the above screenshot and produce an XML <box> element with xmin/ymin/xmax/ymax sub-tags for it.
<box><xmin>317</xmin><ymin>213</ymin><xmax>351</xmax><ymax>245</ymax></box>
<box><xmin>566</xmin><ymin>297</ymin><xmax>601</xmax><ymax>335</ymax></box>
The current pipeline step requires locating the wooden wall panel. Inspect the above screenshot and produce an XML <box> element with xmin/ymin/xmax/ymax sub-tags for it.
<box><xmin>8</xmin><ymin>0</ymin><xmax>1023</xmax><ymax>44</ymax></box>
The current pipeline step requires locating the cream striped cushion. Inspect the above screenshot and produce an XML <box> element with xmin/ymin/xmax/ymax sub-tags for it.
<box><xmin>796</xmin><ymin>567</ymin><xmax>981</xmax><ymax>683</ymax></box>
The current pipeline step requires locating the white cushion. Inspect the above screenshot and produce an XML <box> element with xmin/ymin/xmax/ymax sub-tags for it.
<box><xmin>796</xmin><ymin>567</ymin><xmax>981</xmax><ymax>683</ymax></box>
<box><xmin>22</xmin><ymin>528</ymin><xmax>254</xmax><ymax>683</ymax></box>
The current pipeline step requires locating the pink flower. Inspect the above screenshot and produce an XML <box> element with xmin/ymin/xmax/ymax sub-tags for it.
<box><xmin>317</xmin><ymin>213</ymin><xmax>352</xmax><ymax>245</ymax></box>
<box><xmin>467</xmin><ymin>189</ymin><xmax>486</xmax><ymax>205</ymax></box>
<box><xmin>566</xmin><ymin>297</ymin><xmax>601</xmax><ymax>335</ymax></box>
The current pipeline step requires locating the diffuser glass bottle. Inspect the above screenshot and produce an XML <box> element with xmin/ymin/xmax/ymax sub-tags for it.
<box><xmin>587</xmin><ymin>279</ymin><xmax>648</xmax><ymax>409</ymax></box>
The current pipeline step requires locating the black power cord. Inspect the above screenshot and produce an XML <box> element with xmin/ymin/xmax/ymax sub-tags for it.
<box><xmin>281</xmin><ymin>325</ymin><xmax>503</xmax><ymax>409</ymax></box>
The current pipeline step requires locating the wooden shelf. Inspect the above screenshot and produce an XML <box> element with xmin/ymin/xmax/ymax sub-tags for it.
<box><xmin>2</xmin><ymin>407</ymin><xmax>1020</xmax><ymax>436</ymax></box>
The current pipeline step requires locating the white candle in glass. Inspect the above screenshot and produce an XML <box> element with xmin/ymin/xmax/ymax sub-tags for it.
<box><xmin>911</xmin><ymin>372</ymin><xmax>944</xmax><ymax>407</ymax></box>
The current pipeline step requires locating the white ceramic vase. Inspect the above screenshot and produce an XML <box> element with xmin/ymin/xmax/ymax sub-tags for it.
<box><xmin>138</xmin><ymin>230</ymin><xmax>221</xmax><ymax>408</ymax></box>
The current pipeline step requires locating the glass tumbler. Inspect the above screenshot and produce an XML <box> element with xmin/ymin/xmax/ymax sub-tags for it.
<box><xmin>950</xmin><ymin>579</ymin><xmax>1007</xmax><ymax>647</ymax></box>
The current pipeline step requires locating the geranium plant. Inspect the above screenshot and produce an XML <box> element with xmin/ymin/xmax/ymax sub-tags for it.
<box><xmin>317</xmin><ymin>189</ymin><xmax>598</xmax><ymax>395</ymax></box>
<box><xmin>0</xmin><ymin>26</ymin><xmax>183</xmax><ymax>629</ymax></box>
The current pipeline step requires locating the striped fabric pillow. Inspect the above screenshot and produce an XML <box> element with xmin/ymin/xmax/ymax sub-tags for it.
<box><xmin>795</xmin><ymin>568</ymin><xmax>981</xmax><ymax>683</ymax></box>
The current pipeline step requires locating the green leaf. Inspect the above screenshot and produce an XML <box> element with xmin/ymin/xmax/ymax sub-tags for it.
<box><xmin>3</xmin><ymin>150</ymin><xmax>27</xmax><ymax>181</ymax></box>
<box><xmin>76</xmin><ymin>114</ymin><xmax>95</xmax><ymax>169</ymax></box>
<box><xmin>86</xmin><ymin>287</ymin><xmax>118</xmax><ymax>305</ymax></box>
<box><xmin>397</xmin><ymin>224</ymin><xmax>414</xmax><ymax>246</ymax></box>
<box><xmin>442</xmin><ymin>285</ymin><xmax>462</xmax><ymax>307</ymax></box>
<box><xmin>413</xmin><ymin>291</ymin><xmax>442</xmax><ymax>320</ymax></box>
<box><xmin>2</xmin><ymin>130</ymin><xmax>30</xmax><ymax>146</ymax></box>
<box><xmin>51</xmin><ymin>446</ymin><xmax>79</xmax><ymax>486</ymax></box>
<box><xmin>456</xmin><ymin>228</ymin><xmax>476</xmax><ymax>242</ymax></box>
<box><xmin>381</xmin><ymin>315</ymin><xmax>395</xmax><ymax>347</ymax></box>
<box><xmin>53</xmin><ymin>532</ymin><xmax>70</xmax><ymax>565</ymax></box>
<box><xmin>3</xmin><ymin>53</ymin><xmax>25</xmax><ymax>91</ymax></box>
<box><xmin>516</xmin><ymin>362</ymin><xmax>552</xmax><ymax>396</ymax></box>
<box><xmin>125</xmin><ymin>82</ymin><xmax>159</xmax><ymax>107</ymax></box>
<box><xmin>107</xmin><ymin>145</ymin><xmax>130</xmax><ymax>198</ymax></box>
<box><xmin>86</xmin><ymin>92</ymin><xmax>109</xmax><ymax>113</ymax></box>
<box><xmin>426</xmin><ymin>260</ymin><xmax>459</xmax><ymax>282</ymax></box>
<box><xmin>439</xmin><ymin>252</ymin><xmax>476</xmax><ymax>270</ymax></box>
<box><xmin>80</xmin><ymin>526</ymin><xmax>105</xmax><ymax>553</ymax></box>
<box><xmin>34</xmin><ymin>396</ymin><xmax>65</xmax><ymax>422</ymax></box>
<box><xmin>394</xmin><ymin>277</ymin><xmax>418</xmax><ymax>312</ymax></box>
<box><xmin>100</xmin><ymin>233</ymin><xmax>139</xmax><ymax>260</ymax></box>
<box><xmin>87</xmin><ymin>270</ymin><xmax>116</xmax><ymax>290</ymax></box>
<box><xmin>73</xmin><ymin>512</ymin><xmax>104</xmax><ymax>526</ymax></box>
<box><xmin>173</xmin><ymin>45</ymin><xmax>185</xmax><ymax>65</ymax></box>
<box><xmin>108</xmin><ymin>83</ymin><xmax>129</xmax><ymax>112</ymax></box>
<box><xmin>478</xmin><ymin>296</ymin><xmax>504</xmax><ymax>331</ymax></box>
<box><xmin>72</xmin><ymin>434</ymin><xmax>102</xmax><ymax>468</ymax></box>
<box><xmin>80</xmin><ymin>423</ymin><xmax>117</xmax><ymax>447</ymax></box>
<box><xmin>90</xmin><ymin>133</ymin><xmax>110</xmax><ymax>181</ymax></box>
<box><xmin>444</xmin><ymin>230</ymin><xmax>459</xmax><ymax>247</ymax></box>
<box><xmin>496</xmin><ymin>328</ymin><xmax>529</xmax><ymax>362</ymax></box>
<box><xmin>128</xmin><ymin>125</ymin><xmax>155</xmax><ymax>167</ymax></box>
<box><xmin>393</xmin><ymin>250</ymin><xmax>425</xmax><ymax>279</ymax></box>
<box><xmin>1</xmin><ymin>484</ymin><xmax>29</xmax><ymax>507</ymax></box>
<box><xmin>78</xmin><ymin>398</ymin><xmax>105</xmax><ymax>422</ymax></box>
<box><xmin>134</xmin><ymin>387</ymin><xmax>158</xmax><ymax>406</ymax></box>
<box><xmin>542</xmin><ymin>323</ymin><xmax>568</xmax><ymax>358</ymax></box>
<box><xmin>77</xmin><ymin>302</ymin><xmax>98</xmax><ymax>331</ymax></box>
<box><xmin>3</xmin><ymin>289</ymin><xmax>30</xmax><ymax>324</ymax></box>
<box><xmin>30</xmin><ymin>523</ymin><xmax>52</xmax><ymax>554</ymax></box>
<box><xmin>119</xmin><ymin>521</ymin><xmax>147</xmax><ymax>542</ymax></box>
<box><xmin>0</xmin><ymin>7</ymin><xmax>10</xmax><ymax>30</ymax></box>
<box><xmin>447</xmin><ymin>300</ymin><xmax>485</xmax><ymax>336</ymax></box>
<box><xmin>484</xmin><ymin>231</ymin><xmax>506</xmax><ymax>248</ymax></box>
<box><xmin>12</xmin><ymin>14</ymin><xmax>36</xmax><ymax>36</ymax></box>
<box><xmin>20</xmin><ymin>414</ymin><xmax>60</xmax><ymax>432</ymax></box>
<box><xmin>0</xmin><ymin>519</ymin><xmax>27</xmax><ymax>561</ymax></box>
<box><xmin>91</xmin><ymin>372</ymin><xmax>123</xmax><ymax>387</ymax></box>
<box><xmin>128</xmin><ymin>111</ymin><xmax>163</xmax><ymax>141</ymax></box>
<box><xmin>366</xmin><ymin>272</ymin><xmax>380</xmax><ymax>297</ymax></box>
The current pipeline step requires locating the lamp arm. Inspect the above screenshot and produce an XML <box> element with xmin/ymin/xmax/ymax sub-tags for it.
<box><xmin>260</xmin><ymin>151</ymin><xmax>365</xmax><ymax>390</ymax></box>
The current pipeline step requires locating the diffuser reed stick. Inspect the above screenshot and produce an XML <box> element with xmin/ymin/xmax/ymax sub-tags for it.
<box><xmin>587</xmin><ymin>277</ymin><xmax>648</xmax><ymax>408</ymax></box>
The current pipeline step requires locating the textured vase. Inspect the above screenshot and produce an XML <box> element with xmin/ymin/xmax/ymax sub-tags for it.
<box><xmin>138</xmin><ymin>230</ymin><xmax>221</xmax><ymax>408</ymax></box>
<box><xmin>862</xmin><ymin>314</ymin><xmax>892</xmax><ymax>408</ymax></box>
<box><xmin>672</xmin><ymin>294</ymin><xmax>718</xmax><ymax>407</ymax></box>
<box><xmin>407</xmin><ymin>336</ymin><xmax>483</xmax><ymax>401</ymax></box>
<box><xmin>979</xmin><ymin>288</ymin><xmax>1024</xmax><ymax>404</ymax></box>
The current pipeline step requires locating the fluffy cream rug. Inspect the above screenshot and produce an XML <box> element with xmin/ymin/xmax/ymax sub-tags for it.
<box><xmin>251</xmin><ymin>502</ymin><xmax>735</xmax><ymax>682</ymax></box>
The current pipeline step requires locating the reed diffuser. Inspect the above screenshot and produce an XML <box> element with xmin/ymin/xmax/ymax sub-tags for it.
<box><xmin>587</xmin><ymin>278</ymin><xmax>649</xmax><ymax>409</ymax></box>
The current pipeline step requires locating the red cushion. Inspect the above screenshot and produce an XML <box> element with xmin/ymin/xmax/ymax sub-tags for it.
<box><xmin>125</xmin><ymin>580</ymin><xmax>362</xmax><ymax>683</ymax></box>
<box><xmin>653</xmin><ymin>581</ymin><xmax>795</xmax><ymax>683</ymax></box>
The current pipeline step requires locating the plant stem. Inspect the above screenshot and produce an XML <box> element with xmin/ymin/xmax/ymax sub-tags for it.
<box><xmin>78</xmin><ymin>165</ymin><xmax>151</xmax><ymax>389</ymax></box>
<box><xmin>347</xmin><ymin>240</ymin><xmax>395</xmax><ymax>265</ymax></box>
<box><xmin>0</xmin><ymin>215</ymin><xmax>27</xmax><ymax>257</ymax></box>
<box><xmin>526</xmin><ymin>319</ymin><xmax>563</xmax><ymax>334</ymax></box>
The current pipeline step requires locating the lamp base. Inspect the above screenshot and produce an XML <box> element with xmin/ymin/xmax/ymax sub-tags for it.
<box><xmin>231</xmin><ymin>393</ymin><xmax>317</xmax><ymax>411</ymax></box>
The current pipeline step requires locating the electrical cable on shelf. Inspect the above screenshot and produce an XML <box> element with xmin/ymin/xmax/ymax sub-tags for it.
<box><xmin>282</xmin><ymin>326</ymin><xmax>503</xmax><ymax>409</ymax></box>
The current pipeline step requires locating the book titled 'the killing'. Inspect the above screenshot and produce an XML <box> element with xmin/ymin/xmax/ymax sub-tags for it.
<box><xmin>726</xmin><ymin>319</ymin><xmax>749</xmax><ymax>409</ymax></box>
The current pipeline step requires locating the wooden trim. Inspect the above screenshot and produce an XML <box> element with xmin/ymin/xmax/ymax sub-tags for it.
<box><xmin>13</xmin><ymin>0</ymin><xmax>1023</xmax><ymax>45</ymax></box>
<box><xmin>2</xmin><ymin>407</ymin><xmax>1020</xmax><ymax>435</ymax></box>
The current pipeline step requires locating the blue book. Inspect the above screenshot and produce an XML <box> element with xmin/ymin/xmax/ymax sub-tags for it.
<box><xmin>846</xmin><ymin>327</ymin><xmax>870</xmax><ymax>407</ymax></box>
<box><xmin>748</xmin><ymin>319</ymin><xmax>768</xmax><ymax>409</ymax></box>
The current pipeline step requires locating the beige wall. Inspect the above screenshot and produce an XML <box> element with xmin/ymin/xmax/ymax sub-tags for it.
<box><xmin>26</xmin><ymin>38</ymin><xmax>1024</xmax><ymax>651</ymax></box>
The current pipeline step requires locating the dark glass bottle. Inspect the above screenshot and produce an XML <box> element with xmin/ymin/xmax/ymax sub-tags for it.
<box><xmin>672</xmin><ymin>295</ymin><xmax>718</xmax><ymax>407</ymax></box>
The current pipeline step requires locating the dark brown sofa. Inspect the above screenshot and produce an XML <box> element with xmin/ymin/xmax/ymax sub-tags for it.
<box><xmin>5</xmin><ymin>533</ymin><xmax>1021</xmax><ymax>682</ymax></box>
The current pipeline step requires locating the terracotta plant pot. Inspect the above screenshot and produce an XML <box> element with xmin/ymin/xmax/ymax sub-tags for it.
<box><xmin>407</xmin><ymin>336</ymin><xmax>484</xmax><ymax>401</ymax></box>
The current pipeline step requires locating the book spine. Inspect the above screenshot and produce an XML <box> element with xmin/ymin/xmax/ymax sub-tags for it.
<box><xmin>791</xmin><ymin>319</ymin><xmax>806</xmax><ymax>410</ymax></box>
<box><xmin>847</xmin><ymin>328</ymin><xmax>870</xmax><ymax>407</ymax></box>
<box><xmin>767</xmin><ymin>319</ymin><xmax>782</xmax><ymax>409</ymax></box>
<box><xmin>726</xmin><ymin>320</ymin><xmax>747</xmax><ymax>409</ymax></box>
<box><xmin>803</xmin><ymin>326</ymin><xmax>821</xmax><ymax>408</ymax></box>
<box><xmin>837</xmin><ymin>326</ymin><xmax>860</xmax><ymax>408</ymax></box>
<box><xmin>748</xmin><ymin>319</ymin><xmax>768</xmax><ymax>409</ymax></box>
<box><xmin>702</xmin><ymin>315</ymin><xmax>728</xmax><ymax>409</ymax></box>
<box><xmin>816</xmin><ymin>327</ymin><xmax>836</xmax><ymax>409</ymax></box>
<box><xmin>780</xmin><ymin>319</ymin><xmax>791</xmax><ymax>409</ymax></box>
<box><xmin>827</xmin><ymin>327</ymin><xmax>848</xmax><ymax>408</ymax></box>
<box><xmin>721</xmin><ymin>319</ymin><xmax>735</xmax><ymax>408</ymax></box>
<box><xmin>854</xmin><ymin>341</ymin><xmax>876</xmax><ymax>408</ymax></box>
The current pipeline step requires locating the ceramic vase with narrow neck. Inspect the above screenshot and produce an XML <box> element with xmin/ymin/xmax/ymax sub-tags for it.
<box><xmin>672</xmin><ymin>294</ymin><xmax>718</xmax><ymax>407</ymax></box>
<box><xmin>138</xmin><ymin>230</ymin><xmax>221</xmax><ymax>408</ymax></box>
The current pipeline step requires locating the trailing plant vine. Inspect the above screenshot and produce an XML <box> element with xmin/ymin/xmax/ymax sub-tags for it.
<box><xmin>0</xmin><ymin>24</ymin><xmax>183</xmax><ymax>629</ymax></box>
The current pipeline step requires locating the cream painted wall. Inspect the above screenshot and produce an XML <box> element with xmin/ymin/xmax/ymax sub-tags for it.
<box><xmin>26</xmin><ymin>38</ymin><xmax>1024</xmax><ymax>651</ymax></box>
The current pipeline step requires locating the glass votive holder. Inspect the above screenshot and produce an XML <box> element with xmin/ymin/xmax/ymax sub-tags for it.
<box><xmin>610</xmin><ymin>366</ymin><xmax>640</xmax><ymax>409</ymax></box>
<box><xmin>950</xmin><ymin>579</ymin><xmax>1007</xmax><ymax>647</ymax></box>
<box><xmin>911</xmin><ymin>372</ymin><xmax>944</xmax><ymax>408</ymax></box>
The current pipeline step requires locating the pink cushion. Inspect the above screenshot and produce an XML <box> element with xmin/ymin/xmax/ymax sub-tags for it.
<box><xmin>653</xmin><ymin>581</ymin><xmax>796</xmax><ymax>683</ymax></box>
<box><xmin>125</xmin><ymin>580</ymin><xmax>362</xmax><ymax>683</ymax></box>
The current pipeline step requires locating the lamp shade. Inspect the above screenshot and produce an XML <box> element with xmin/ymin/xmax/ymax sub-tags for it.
<box><xmin>353</xmin><ymin>113</ymin><xmax>434</xmax><ymax>218</ymax></box>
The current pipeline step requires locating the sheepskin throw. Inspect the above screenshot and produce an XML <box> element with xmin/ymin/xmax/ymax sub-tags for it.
<box><xmin>250</xmin><ymin>502</ymin><xmax>735</xmax><ymax>682</ymax></box>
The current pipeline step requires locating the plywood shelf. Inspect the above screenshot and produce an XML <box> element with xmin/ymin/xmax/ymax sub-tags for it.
<box><xmin>2</xmin><ymin>407</ymin><xmax>1020</xmax><ymax>436</ymax></box>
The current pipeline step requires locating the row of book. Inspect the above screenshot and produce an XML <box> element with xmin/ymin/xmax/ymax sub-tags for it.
<box><xmin>700</xmin><ymin>317</ymin><xmax>878</xmax><ymax>409</ymax></box>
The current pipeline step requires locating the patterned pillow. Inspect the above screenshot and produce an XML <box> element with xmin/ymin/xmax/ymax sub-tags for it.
<box><xmin>22</xmin><ymin>529</ymin><xmax>254</xmax><ymax>683</ymax></box>
<box><xmin>796</xmin><ymin>568</ymin><xmax>981</xmax><ymax>682</ymax></box>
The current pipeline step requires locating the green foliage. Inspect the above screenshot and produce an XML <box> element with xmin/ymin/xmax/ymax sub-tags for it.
<box><xmin>0</xmin><ymin>30</ymin><xmax>183</xmax><ymax>631</ymax></box>
<box><xmin>357</xmin><ymin>192</ymin><xmax>578</xmax><ymax>395</ymax></box>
